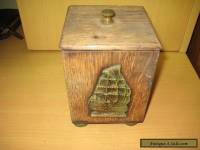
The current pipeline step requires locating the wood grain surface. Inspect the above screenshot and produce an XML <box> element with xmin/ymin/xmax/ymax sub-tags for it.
<box><xmin>0</xmin><ymin>36</ymin><xmax>200</xmax><ymax>150</ymax></box>
<box><xmin>63</xmin><ymin>51</ymin><xmax>159</xmax><ymax>123</ymax></box>
<box><xmin>60</xmin><ymin>6</ymin><xmax>161</xmax><ymax>51</ymax></box>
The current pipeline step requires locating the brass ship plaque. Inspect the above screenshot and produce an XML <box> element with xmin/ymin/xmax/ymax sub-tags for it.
<box><xmin>88</xmin><ymin>64</ymin><xmax>132</xmax><ymax>117</ymax></box>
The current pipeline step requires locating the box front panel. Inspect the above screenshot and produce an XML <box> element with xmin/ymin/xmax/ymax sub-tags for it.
<box><xmin>63</xmin><ymin>51</ymin><xmax>159</xmax><ymax>123</ymax></box>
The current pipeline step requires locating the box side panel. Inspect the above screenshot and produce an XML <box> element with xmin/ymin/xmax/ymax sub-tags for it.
<box><xmin>63</xmin><ymin>51</ymin><xmax>159</xmax><ymax>123</ymax></box>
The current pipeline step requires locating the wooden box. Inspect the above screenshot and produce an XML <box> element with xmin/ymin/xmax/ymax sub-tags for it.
<box><xmin>60</xmin><ymin>6</ymin><xmax>161</xmax><ymax>126</ymax></box>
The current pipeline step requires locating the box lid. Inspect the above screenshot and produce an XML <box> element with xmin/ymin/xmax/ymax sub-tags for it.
<box><xmin>60</xmin><ymin>5</ymin><xmax>161</xmax><ymax>51</ymax></box>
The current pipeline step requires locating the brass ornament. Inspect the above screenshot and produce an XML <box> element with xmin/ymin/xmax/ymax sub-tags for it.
<box><xmin>88</xmin><ymin>64</ymin><xmax>132</xmax><ymax>117</ymax></box>
<box><xmin>101</xmin><ymin>9</ymin><xmax>115</xmax><ymax>24</ymax></box>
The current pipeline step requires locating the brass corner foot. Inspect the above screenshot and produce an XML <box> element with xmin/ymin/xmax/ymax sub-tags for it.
<box><xmin>126</xmin><ymin>122</ymin><xmax>137</xmax><ymax>126</ymax></box>
<box><xmin>73</xmin><ymin>121</ymin><xmax>88</xmax><ymax>127</ymax></box>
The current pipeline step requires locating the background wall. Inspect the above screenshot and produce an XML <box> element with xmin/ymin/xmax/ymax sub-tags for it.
<box><xmin>17</xmin><ymin>0</ymin><xmax>196</xmax><ymax>51</ymax></box>
<box><xmin>0</xmin><ymin>0</ymin><xmax>17</xmax><ymax>9</ymax></box>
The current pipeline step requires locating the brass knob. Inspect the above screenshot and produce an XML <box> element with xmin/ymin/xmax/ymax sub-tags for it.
<box><xmin>101</xmin><ymin>9</ymin><xmax>115</xmax><ymax>25</ymax></box>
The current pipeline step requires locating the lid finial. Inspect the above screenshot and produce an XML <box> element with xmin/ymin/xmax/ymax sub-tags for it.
<box><xmin>101</xmin><ymin>9</ymin><xmax>115</xmax><ymax>25</ymax></box>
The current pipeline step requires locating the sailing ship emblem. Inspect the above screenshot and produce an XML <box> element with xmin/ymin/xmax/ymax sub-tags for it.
<box><xmin>88</xmin><ymin>64</ymin><xmax>132</xmax><ymax>117</ymax></box>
